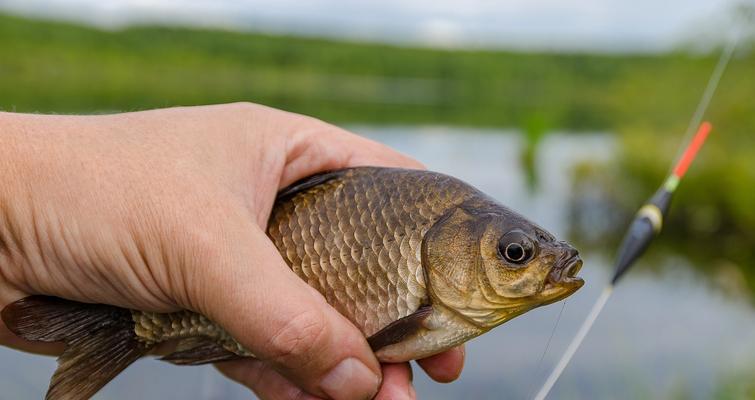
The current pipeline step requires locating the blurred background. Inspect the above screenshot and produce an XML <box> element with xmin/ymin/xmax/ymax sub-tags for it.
<box><xmin>1</xmin><ymin>0</ymin><xmax>754</xmax><ymax>399</ymax></box>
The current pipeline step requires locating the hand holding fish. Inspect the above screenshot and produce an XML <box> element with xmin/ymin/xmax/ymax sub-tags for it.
<box><xmin>0</xmin><ymin>103</ymin><xmax>464</xmax><ymax>400</ymax></box>
<box><xmin>0</xmin><ymin>102</ymin><xmax>583</xmax><ymax>400</ymax></box>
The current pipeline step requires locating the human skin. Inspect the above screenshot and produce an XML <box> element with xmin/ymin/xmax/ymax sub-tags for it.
<box><xmin>0</xmin><ymin>103</ymin><xmax>464</xmax><ymax>400</ymax></box>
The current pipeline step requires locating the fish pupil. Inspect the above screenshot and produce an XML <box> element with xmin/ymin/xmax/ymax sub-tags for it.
<box><xmin>506</xmin><ymin>243</ymin><xmax>525</xmax><ymax>261</ymax></box>
<box><xmin>498</xmin><ymin>230</ymin><xmax>535</xmax><ymax>265</ymax></box>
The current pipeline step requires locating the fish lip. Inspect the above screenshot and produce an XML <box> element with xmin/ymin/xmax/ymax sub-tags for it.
<box><xmin>563</xmin><ymin>257</ymin><xmax>583</xmax><ymax>281</ymax></box>
<box><xmin>547</xmin><ymin>256</ymin><xmax>584</xmax><ymax>286</ymax></box>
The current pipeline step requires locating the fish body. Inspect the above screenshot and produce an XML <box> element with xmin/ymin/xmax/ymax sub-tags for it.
<box><xmin>270</xmin><ymin>167</ymin><xmax>488</xmax><ymax>361</ymax></box>
<box><xmin>2</xmin><ymin>167</ymin><xmax>584</xmax><ymax>399</ymax></box>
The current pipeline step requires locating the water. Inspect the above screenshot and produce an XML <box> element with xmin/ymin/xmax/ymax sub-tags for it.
<box><xmin>1</xmin><ymin>127</ymin><xmax>753</xmax><ymax>399</ymax></box>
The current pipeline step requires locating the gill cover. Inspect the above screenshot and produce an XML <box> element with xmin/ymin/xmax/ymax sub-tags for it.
<box><xmin>422</xmin><ymin>202</ymin><xmax>570</xmax><ymax>329</ymax></box>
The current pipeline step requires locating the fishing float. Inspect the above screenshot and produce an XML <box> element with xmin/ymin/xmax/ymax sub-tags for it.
<box><xmin>610</xmin><ymin>121</ymin><xmax>712</xmax><ymax>284</ymax></box>
<box><xmin>533</xmin><ymin>121</ymin><xmax>713</xmax><ymax>400</ymax></box>
<box><xmin>532</xmin><ymin>11</ymin><xmax>747</xmax><ymax>398</ymax></box>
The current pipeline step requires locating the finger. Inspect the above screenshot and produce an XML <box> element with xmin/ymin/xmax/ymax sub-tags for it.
<box><xmin>216</xmin><ymin>358</ymin><xmax>322</xmax><ymax>400</ymax></box>
<box><xmin>280</xmin><ymin>117</ymin><xmax>425</xmax><ymax>187</ymax></box>
<box><xmin>196</xmin><ymin>219</ymin><xmax>381</xmax><ymax>400</ymax></box>
<box><xmin>374</xmin><ymin>363</ymin><xmax>416</xmax><ymax>400</ymax></box>
<box><xmin>416</xmin><ymin>345</ymin><xmax>465</xmax><ymax>383</ymax></box>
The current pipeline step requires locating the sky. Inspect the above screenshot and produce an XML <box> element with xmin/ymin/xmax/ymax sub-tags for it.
<box><xmin>0</xmin><ymin>0</ymin><xmax>751</xmax><ymax>52</ymax></box>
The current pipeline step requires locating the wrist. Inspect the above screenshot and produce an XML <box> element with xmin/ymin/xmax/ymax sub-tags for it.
<box><xmin>0</xmin><ymin>113</ymin><xmax>58</xmax><ymax>294</ymax></box>
<box><xmin>0</xmin><ymin>113</ymin><xmax>29</xmax><ymax>295</ymax></box>
<box><xmin>0</xmin><ymin>113</ymin><xmax>43</xmax><ymax>194</ymax></box>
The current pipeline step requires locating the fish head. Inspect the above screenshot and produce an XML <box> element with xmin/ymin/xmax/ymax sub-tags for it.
<box><xmin>423</xmin><ymin>203</ymin><xmax>584</xmax><ymax>330</ymax></box>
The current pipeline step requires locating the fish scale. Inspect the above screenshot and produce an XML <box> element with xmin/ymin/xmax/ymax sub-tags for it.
<box><xmin>131</xmin><ymin>311</ymin><xmax>251</xmax><ymax>356</ymax></box>
<box><xmin>268</xmin><ymin>168</ymin><xmax>473</xmax><ymax>337</ymax></box>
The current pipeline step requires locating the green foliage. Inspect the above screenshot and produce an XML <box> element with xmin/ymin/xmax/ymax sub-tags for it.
<box><xmin>3</xmin><ymin>12</ymin><xmax>750</xmax><ymax>133</ymax></box>
<box><xmin>713</xmin><ymin>364</ymin><xmax>755</xmax><ymax>400</ymax></box>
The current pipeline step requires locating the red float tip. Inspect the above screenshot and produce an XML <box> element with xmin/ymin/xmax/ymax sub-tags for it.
<box><xmin>673</xmin><ymin>121</ymin><xmax>712</xmax><ymax>179</ymax></box>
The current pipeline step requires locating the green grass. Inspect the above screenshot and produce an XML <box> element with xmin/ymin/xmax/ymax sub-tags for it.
<box><xmin>2</xmin><ymin>11</ymin><xmax>752</xmax><ymax>135</ymax></box>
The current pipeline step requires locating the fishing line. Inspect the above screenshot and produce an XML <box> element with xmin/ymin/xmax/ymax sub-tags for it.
<box><xmin>524</xmin><ymin>300</ymin><xmax>568</xmax><ymax>400</ymax></box>
<box><xmin>532</xmin><ymin>10</ymin><xmax>749</xmax><ymax>400</ymax></box>
<box><xmin>668</xmin><ymin>17</ymin><xmax>743</xmax><ymax>174</ymax></box>
<box><xmin>532</xmin><ymin>287</ymin><xmax>612</xmax><ymax>400</ymax></box>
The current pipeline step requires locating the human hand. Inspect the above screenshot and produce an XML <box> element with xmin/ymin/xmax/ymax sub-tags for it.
<box><xmin>0</xmin><ymin>103</ymin><xmax>464</xmax><ymax>399</ymax></box>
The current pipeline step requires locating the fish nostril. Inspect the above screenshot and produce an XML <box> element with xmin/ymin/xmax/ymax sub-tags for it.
<box><xmin>555</xmin><ymin>241</ymin><xmax>579</xmax><ymax>259</ymax></box>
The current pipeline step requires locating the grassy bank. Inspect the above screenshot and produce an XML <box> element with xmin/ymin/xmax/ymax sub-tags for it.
<box><xmin>1</xmin><ymin>12</ymin><xmax>753</xmax><ymax>135</ymax></box>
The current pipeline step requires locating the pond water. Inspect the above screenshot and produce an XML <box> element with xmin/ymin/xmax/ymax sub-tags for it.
<box><xmin>1</xmin><ymin>127</ymin><xmax>753</xmax><ymax>399</ymax></box>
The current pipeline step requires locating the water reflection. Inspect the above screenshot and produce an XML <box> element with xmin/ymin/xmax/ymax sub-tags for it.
<box><xmin>0</xmin><ymin>127</ymin><xmax>752</xmax><ymax>399</ymax></box>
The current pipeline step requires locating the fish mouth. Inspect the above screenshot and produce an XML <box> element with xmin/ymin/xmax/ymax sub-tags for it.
<box><xmin>535</xmin><ymin>255</ymin><xmax>584</xmax><ymax>306</ymax></box>
<box><xmin>546</xmin><ymin>255</ymin><xmax>584</xmax><ymax>289</ymax></box>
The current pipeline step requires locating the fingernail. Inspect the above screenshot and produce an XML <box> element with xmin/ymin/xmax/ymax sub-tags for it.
<box><xmin>321</xmin><ymin>358</ymin><xmax>379</xmax><ymax>400</ymax></box>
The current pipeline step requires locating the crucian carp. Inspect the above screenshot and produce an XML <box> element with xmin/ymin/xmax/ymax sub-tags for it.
<box><xmin>2</xmin><ymin>167</ymin><xmax>584</xmax><ymax>399</ymax></box>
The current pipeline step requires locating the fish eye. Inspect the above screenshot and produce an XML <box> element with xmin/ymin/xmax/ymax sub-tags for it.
<box><xmin>498</xmin><ymin>231</ymin><xmax>535</xmax><ymax>265</ymax></box>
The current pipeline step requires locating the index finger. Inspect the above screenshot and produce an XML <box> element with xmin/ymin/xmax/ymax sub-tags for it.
<box><xmin>279</xmin><ymin>116</ymin><xmax>425</xmax><ymax>188</ymax></box>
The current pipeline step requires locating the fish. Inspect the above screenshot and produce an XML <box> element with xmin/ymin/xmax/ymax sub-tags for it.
<box><xmin>1</xmin><ymin>167</ymin><xmax>584</xmax><ymax>399</ymax></box>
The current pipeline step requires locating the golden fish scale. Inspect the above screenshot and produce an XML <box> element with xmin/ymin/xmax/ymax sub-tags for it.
<box><xmin>267</xmin><ymin>168</ymin><xmax>473</xmax><ymax>337</ymax></box>
<box><xmin>132</xmin><ymin>311</ymin><xmax>251</xmax><ymax>355</ymax></box>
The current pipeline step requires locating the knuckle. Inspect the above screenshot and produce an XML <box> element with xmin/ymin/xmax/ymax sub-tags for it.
<box><xmin>228</xmin><ymin>101</ymin><xmax>281</xmax><ymax>124</ymax></box>
<box><xmin>265</xmin><ymin>309</ymin><xmax>329</xmax><ymax>365</ymax></box>
<box><xmin>226</xmin><ymin>101</ymin><xmax>259</xmax><ymax>114</ymax></box>
<box><xmin>299</xmin><ymin>113</ymin><xmax>328</xmax><ymax>128</ymax></box>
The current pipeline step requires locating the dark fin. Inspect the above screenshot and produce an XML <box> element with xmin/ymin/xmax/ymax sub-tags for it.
<box><xmin>276</xmin><ymin>169</ymin><xmax>350</xmax><ymax>202</ymax></box>
<box><xmin>367</xmin><ymin>305</ymin><xmax>433</xmax><ymax>352</ymax></box>
<box><xmin>1</xmin><ymin>296</ymin><xmax>151</xmax><ymax>400</ymax></box>
<box><xmin>161</xmin><ymin>337</ymin><xmax>244</xmax><ymax>366</ymax></box>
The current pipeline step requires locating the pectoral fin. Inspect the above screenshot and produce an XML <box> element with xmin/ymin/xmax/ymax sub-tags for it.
<box><xmin>367</xmin><ymin>305</ymin><xmax>433</xmax><ymax>352</ymax></box>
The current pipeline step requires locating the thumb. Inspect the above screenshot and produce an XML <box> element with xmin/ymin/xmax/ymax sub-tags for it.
<box><xmin>195</xmin><ymin>220</ymin><xmax>381</xmax><ymax>400</ymax></box>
